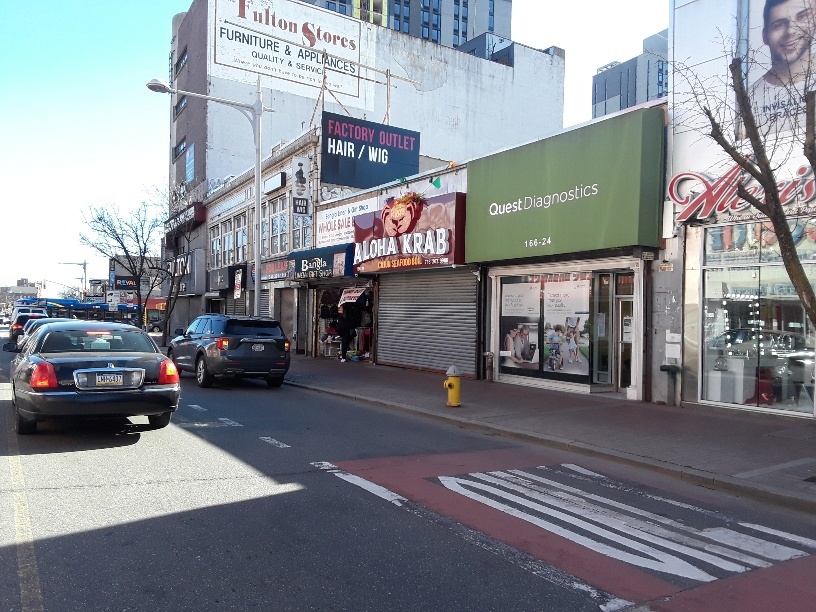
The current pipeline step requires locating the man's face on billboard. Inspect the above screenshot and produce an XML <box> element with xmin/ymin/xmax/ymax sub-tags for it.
<box><xmin>764</xmin><ymin>0</ymin><xmax>816</xmax><ymax>66</ymax></box>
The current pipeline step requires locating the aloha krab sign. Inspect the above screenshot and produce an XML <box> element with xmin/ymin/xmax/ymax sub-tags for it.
<box><xmin>353</xmin><ymin>192</ymin><xmax>465</xmax><ymax>274</ymax></box>
<box><xmin>669</xmin><ymin>163</ymin><xmax>816</xmax><ymax>222</ymax></box>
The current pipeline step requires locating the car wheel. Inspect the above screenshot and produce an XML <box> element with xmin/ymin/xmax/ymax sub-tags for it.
<box><xmin>167</xmin><ymin>349</ymin><xmax>180</xmax><ymax>374</ymax></box>
<box><xmin>266</xmin><ymin>376</ymin><xmax>284</xmax><ymax>388</ymax></box>
<box><xmin>196</xmin><ymin>356</ymin><xmax>214</xmax><ymax>388</ymax></box>
<box><xmin>148</xmin><ymin>412</ymin><xmax>172</xmax><ymax>428</ymax></box>
<box><xmin>14</xmin><ymin>406</ymin><xmax>36</xmax><ymax>435</ymax></box>
<box><xmin>151</xmin><ymin>325</ymin><xmax>161</xmax><ymax>332</ymax></box>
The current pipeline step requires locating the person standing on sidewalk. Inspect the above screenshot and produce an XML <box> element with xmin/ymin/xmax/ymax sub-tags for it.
<box><xmin>335</xmin><ymin>305</ymin><xmax>354</xmax><ymax>363</ymax></box>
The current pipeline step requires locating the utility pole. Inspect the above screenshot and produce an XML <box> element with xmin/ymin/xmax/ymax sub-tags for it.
<box><xmin>59</xmin><ymin>261</ymin><xmax>87</xmax><ymax>294</ymax></box>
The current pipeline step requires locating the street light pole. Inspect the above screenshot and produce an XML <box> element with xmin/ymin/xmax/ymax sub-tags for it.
<box><xmin>147</xmin><ymin>77</ymin><xmax>272</xmax><ymax>317</ymax></box>
<box><xmin>59</xmin><ymin>261</ymin><xmax>87</xmax><ymax>294</ymax></box>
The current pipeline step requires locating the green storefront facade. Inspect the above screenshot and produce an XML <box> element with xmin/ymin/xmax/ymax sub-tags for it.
<box><xmin>466</xmin><ymin>106</ymin><xmax>666</xmax><ymax>397</ymax></box>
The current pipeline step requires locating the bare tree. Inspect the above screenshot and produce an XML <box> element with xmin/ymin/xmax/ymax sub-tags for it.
<box><xmin>80</xmin><ymin>201</ymin><xmax>164</xmax><ymax>327</ymax></box>
<box><xmin>158</xmin><ymin>182</ymin><xmax>202</xmax><ymax>344</ymax></box>
<box><xmin>674</xmin><ymin>17</ymin><xmax>816</xmax><ymax>327</ymax></box>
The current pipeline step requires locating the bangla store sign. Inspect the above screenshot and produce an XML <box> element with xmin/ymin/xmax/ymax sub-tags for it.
<box><xmin>353</xmin><ymin>192</ymin><xmax>465</xmax><ymax>274</ymax></box>
<box><xmin>465</xmin><ymin>106</ymin><xmax>665</xmax><ymax>262</ymax></box>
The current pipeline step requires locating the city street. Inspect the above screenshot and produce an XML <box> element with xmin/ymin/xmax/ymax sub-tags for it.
<box><xmin>3</xmin><ymin>348</ymin><xmax>816</xmax><ymax>611</ymax></box>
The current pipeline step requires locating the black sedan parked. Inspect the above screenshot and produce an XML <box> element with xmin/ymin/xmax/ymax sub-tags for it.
<box><xmin>3</xmin><ymin>321</ymin><xmax>180</xmax><ymax>435</ymax></box>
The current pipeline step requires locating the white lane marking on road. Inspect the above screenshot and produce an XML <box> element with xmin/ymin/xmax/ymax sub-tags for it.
<box><xmin>441</xmin><ymin>475</ymin><xmax>718</xmax><ymax>582</ymax></box>
<box><xmin>188</xmin><ymin>404</ymin><xmax>207</xmax><ymax>411</ymax></box>
<box><xmin>311</xmin><ymin>462</ymin><xmax>406</xmax><ymax>505</ymax></box>
<box><xmin>740</xmin><ymin>523</ymin><xmax>816</xmax><ymax>549</ymax></box>
<box><xmin>4</xmin><ymin>387</ymin><xmax>45</xmax><ymax>612</ymax></box>
<box><xmin>700</xmin><ymin>528</ymin><xmax>807</xmax><ymax>561</ymax></box>
<box><xmin>561</xmin><ymin>464</ymin><xmax>600</xmax><ymax>477</ymax></box>
<box><xmin>501</xmin><ymin>470</ymin><xmax>769</xmax><ymax>569</ymax></box>
<box><xmin>260</xmin><ymin>437</ymin><xmax>291</xmax><ymax>448</ymax></box>
<box><xmin>218</xmin><ymin>418</ymin><xmax>243</xmax><ymax>427</ymax></box>
<box><xmin>176</xmin><ymin>422</ymin><xmax>233</xmax><ymax>428</ymax></box>
<box><xmin>310</xmin><ymin>461</ymin><xmax>630</xmax><ymax>611</ymax></box>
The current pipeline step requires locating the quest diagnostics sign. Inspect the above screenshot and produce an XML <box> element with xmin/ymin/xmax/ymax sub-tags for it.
<box><xmin>488</xmin><ymin>182</ymin><xmax>600</xmax><ymax>217</ymax></box>
<box><xmin>465</xmin><ymin>106</ymin><xmax>665</xmax><ymax>262</ymax></box>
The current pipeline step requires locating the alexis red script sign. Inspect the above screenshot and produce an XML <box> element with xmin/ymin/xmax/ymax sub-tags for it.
<box><xmin>669</xmin><ymin>163</ymin><xmax>816</xmax><ymax>222</ymax></box>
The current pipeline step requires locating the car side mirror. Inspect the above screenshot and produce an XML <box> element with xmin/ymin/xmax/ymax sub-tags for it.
<box><xmin>174</xmin><ymin>328</ymin><xmax>185</xmax><ymax>337</ymax></box>
<box><xmin>3</xmin><ymin>342</ymin><xmax>20</xmax><ymax>352</ymax></box>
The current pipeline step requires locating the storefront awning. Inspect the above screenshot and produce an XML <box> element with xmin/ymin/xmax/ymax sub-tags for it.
<box><xmin>288</xmin><ymin>244</ymin><xmax>355</xmax><ymax>280</ymax></box>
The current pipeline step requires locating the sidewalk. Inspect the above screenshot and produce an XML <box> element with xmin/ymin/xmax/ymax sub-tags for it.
<box><xmin>284</xmin><ymin>354</ymin><xmax>816</xmax><ymax>513</ymax></box>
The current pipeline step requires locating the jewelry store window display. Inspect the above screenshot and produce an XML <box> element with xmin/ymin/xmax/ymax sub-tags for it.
<box><xmin>499</xmin><ymin>273</ymin><xmax>591</xmax><ymax>383</ymax></box>
<box><xmin>701</xmin><ymin>218</ymin><xmax>816</xmax><ymax>415</ymax></box>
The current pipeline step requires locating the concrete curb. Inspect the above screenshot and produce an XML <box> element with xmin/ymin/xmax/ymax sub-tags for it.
<box><xmin>285</xmin><ymin>379</ymin><xmax>816</xmax><ymax>514</ymax></box>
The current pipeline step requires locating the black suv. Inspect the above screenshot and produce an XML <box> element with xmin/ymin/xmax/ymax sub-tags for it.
<box><xmin>168</xmin><ymin>315</ymin><xmax>290</xmax><ymax>388</ymax></box>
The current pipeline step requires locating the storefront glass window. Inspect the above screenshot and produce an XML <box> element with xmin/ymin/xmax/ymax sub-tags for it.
<box><xmin>701</xmin><ymin>226</ymin><xmax>816</xmax><ymax>415</ymax></box>
<box><xmin>703</xmin><ymin>220</ymin><xmax>809</xmax><ymax>266</ymax></box>
<box><xmin>499</xmin><ymin>273</ymin><xmax>591</xmax><ymax>383</ymax></box>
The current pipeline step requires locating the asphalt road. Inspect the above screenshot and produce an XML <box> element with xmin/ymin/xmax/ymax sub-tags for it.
<box><xmin>2</xmin><ymin>346</ymin><xmax>816</xmax><ymax>611</ymax></box>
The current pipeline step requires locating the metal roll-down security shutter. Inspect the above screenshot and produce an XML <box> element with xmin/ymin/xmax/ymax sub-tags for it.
<box><xmin>377</xmin><ymin>267</ymin><xmax>477</xmax><ymax>376</ymax></box>
<box><xmin>225</xmin><ymin>295</ymin><xmax>246</xmax><ymax>315</ymax></box>
<box><xmin>260</xmin><ymin>289</ymin><xmax>271</xmax><ymax>317</ymax></box>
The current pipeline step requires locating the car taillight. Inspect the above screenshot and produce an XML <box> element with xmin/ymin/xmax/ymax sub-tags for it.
<box><xmin>215</xmin><ymin>337</ymin><xmax>229</xmax><ymax>350</ymax></box>
<box><xmin>284</xmin><ymin>340</ymin><xmax>291</xmax><ymax>352</ymax></box>
<box><xmin>12</xmin><ymin>323</ymin><xmax>23</xmax><ymax>332</ymax></box>
<box><xmin>30</xmin><ymin>362</ymin><xmax>58</xmax><ymax>389</ymax></box>
<box><xmin>158</xmin><ymin>359</ymin><xmax>180</xmax><ymax>384</ymax></box>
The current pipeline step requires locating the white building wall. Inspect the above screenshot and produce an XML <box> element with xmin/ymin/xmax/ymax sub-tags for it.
<box><xmin>196</xmin><ymin>0</ymin><xmax>564</xmax><ymax>183</ymax></box>
<box><xmin>670</xmin><ymin>0</ymin><xmax>741</xmax><ymax>177</ymax></box>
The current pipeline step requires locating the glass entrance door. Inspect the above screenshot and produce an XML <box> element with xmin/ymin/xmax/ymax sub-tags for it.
<box><xmin>616</xmin><ymin>297</ymin><xmax>634</xmax><ymax>391</ymax></box>
<box><xmin>592</xmin><ymin>271</ymin><xmax>635</xmax><ymax>390</ymax></box>
<box><xmin>592</xmin><ymin>273</ymin><xmax>613</xmax><ymax>384</ymax></box>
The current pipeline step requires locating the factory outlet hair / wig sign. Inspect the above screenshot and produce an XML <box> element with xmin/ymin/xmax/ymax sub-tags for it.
<box><xmin>321</xmin><ymin>111</ymin><xmax>420</xmax><ymax>189</ymax></box>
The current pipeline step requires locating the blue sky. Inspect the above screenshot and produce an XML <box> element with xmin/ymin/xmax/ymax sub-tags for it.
<box><xmin>0</xmin><ymin>0</ymin><xmax>667</xmax><ymax>294</ymax></box>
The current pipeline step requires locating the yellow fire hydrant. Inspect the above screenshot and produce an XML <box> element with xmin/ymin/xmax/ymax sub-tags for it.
<box><xmin>443</xmin><ymin>365</ymin><xmax>461</xmax><ymax>407</ymax></box>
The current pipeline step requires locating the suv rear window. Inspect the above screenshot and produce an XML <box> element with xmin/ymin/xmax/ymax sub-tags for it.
<box><xmin>224</xmin><ymin>320</ymin><xmax>284</xmax><ymax>337</ymax></box>
<box><xmin>15</xmin><ymin>314</ymin><xmax>45</xmax><ymax>325</ymax></box>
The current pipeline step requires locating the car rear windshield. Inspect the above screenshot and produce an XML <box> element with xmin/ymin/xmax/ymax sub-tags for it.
<box><xmin>40</xmin><ymin>330</ymin><xmax>157</xmax><ymax>353</ymax></box>
<box><xmin>224</xmin><ymin>320</ymin><xmax>284</xmax><ymax>337</ymax></box>
<box><xmin>16</xmin><ymin>314</ymin><xmax>45</xmax><ymax>325</ymax></box>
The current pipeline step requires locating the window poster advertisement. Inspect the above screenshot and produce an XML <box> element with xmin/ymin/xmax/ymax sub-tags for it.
<box><xmin>499</xmin><ymin>274</ymin><xmax>591</xmax><ymax>381</ymax></box>
<box><xmin>499</xmin><ymin>281</ymin><xmax>540</xmax><ymax>373</ymax></box>
<box><xmin>542</xmin><ymin>278</ymin><xmax>591</xmax><ymax>377</ymax></box>
<box><xmin>744</xmin><ymin>0</ymin><xmax>816</xmax><ymax>138</ymax></box>
<box><xmin>501</xmin><ymin>282</ymin><xmax>539</xmax><ymax>317</ymax></box>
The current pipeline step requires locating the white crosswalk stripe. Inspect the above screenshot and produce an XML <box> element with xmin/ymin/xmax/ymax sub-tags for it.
<box><xmin>437</xmin><ymin>465</ymin><xmax>816</xmax><ymax>583</ymax></box>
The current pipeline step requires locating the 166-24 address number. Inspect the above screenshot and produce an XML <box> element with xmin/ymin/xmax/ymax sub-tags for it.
<box><xmin>525</xmin><ymin>237</ymin><xmax>552</xmax><ymax>248</ymax></box>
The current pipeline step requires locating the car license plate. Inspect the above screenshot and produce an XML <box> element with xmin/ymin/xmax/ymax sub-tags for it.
<box><xmin>252</xmin><ymin>344</ymin><xmax>264</xmax><ymax>352</ymax></box>
<box><xmin>96</xmin><ymin>373</ymin><xmax>123</xmax><ymax>386</ymax></box>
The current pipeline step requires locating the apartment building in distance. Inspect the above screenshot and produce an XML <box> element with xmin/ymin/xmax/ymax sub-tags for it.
<box><xmin>592</xmin><ymin>30</ymin><xmax>668</xmax><ymax>119</ymax></box>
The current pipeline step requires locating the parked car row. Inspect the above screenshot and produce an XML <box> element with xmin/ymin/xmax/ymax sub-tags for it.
<box><xmin>1</xmin><ymin>312</ymin><xmax>291</xmax><ymax>435</ymax></box>
<box><xmin>3</xmin><ymin>320</ymin><xmax>180</xmax><ymax>435</ymax></box>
